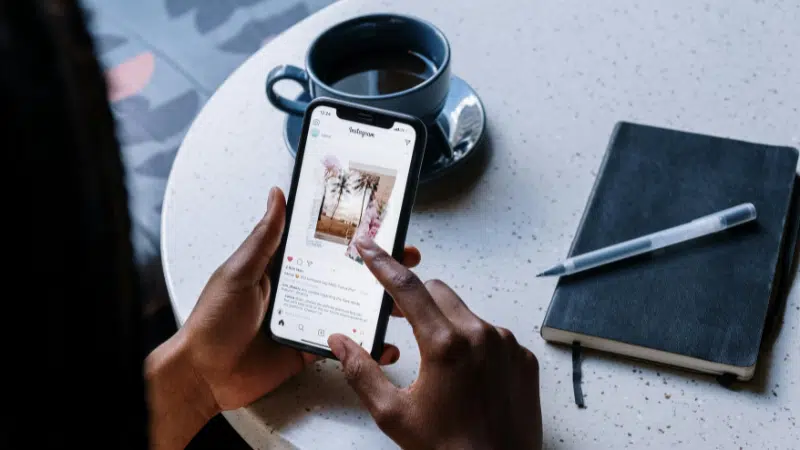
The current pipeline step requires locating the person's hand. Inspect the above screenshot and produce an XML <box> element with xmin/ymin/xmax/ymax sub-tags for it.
<box><xmin>327</xmin><ymin>237</ymin><xmax>543</xmax><ymax>450</ymax></box>
<box><xmin>176</xmin><ymin>187</ymin><xmax>421</xmax><ymax>412</ymax></box>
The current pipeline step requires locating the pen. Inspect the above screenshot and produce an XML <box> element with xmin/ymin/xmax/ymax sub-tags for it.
<box><xmin>537</xmin><ymin>203</ymin><xmax>757</xmax><ymax>277</ymax></box>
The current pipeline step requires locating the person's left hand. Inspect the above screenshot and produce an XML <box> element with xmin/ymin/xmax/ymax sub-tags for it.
<box><xmin>173</xmin><ymin>187</ymin><xmax>420</xmax><ymax>412</ymax></box>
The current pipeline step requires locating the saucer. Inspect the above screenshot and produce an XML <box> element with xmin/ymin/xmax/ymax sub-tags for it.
<box><xmin>282</xmin><ymin>75</ymin><xmax>487</xmax><ymax>184</ymax></box>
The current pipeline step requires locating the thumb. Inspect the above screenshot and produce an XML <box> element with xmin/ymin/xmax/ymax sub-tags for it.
<box><xmin>223</xmin><ymin>187</ymin><xmax>286</xmax><ymax>283</ymax></box>
<box><xmin>328</xmin><ymin>334</ymin><xmax>401</xmax><ymax>418</ymax></box>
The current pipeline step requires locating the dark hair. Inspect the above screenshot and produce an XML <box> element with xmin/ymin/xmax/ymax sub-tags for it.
<box><xmin>1</xmin><ymin>0</ymin><xmax>146</xmax><ymax>447</ymax></box>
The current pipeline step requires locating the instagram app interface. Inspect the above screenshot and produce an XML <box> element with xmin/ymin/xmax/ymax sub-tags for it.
<box><xmin>270</xmin><ymin>105</ymin><xmax>417</xmax><ymax>351</ymax></box>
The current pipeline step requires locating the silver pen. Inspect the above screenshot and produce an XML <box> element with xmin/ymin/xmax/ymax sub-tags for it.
<box><xmin>537</xmin><ymin>203</ymin><xmax>757</xmax><ymax>277</ymax></box>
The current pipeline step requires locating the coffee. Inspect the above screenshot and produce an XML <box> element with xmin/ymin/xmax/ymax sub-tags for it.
<box><xmin>266</xmin><ymin>14</ymin><xmax>451</xmax><ymax>119</ymax></box>
<box><xmin>324</xmin><ymin>50</ymin><xmax>437</xmax><ymax>96</ymax></box>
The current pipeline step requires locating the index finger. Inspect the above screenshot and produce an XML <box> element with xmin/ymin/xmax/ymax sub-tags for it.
<box><xmin>356</xmin><ymin>237</ymin><xmax>449</xmax><ymax>339</ymax></box>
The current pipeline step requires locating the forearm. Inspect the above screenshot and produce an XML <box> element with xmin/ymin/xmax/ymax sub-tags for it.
<box><xmin>145</xmin><ymin>332</ymin><xmax>220</xmax><ymax>450</ymax></box>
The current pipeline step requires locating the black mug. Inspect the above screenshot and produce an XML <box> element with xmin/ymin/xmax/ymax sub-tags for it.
<box><xmin>265</xmin><ymin>13</ymin><xmax>451</xmax><ymax>126</ymax></box>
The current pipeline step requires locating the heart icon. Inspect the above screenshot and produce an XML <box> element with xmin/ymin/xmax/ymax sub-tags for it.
<box><xmin>287</xmin><ymin>256</ymin><xmax>293</xmax><ymax>262</ymax></box>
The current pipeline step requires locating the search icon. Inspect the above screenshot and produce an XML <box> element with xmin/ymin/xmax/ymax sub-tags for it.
<box><xmin>298</xmin><ymin>324</ymin><xmax>304</xmax><ymax>331</ymax></box>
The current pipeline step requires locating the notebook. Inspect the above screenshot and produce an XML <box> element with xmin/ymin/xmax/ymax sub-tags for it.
<box><xmin>541</xmin><ymin>122</ymin><xmax>799</xmax><ymax>380</ymax></box>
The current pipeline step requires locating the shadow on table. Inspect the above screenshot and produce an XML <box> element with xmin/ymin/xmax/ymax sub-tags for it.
<box><xmin>250</xmin><ymin>358</ymin><xmax>572</xmax><ymax>450</ymax></box>
<box><xmin>248</xmin><ymin>356</ymin><xmax>493</xmax><ymax>445</ymax></box>
<box><xmin>413</xmin><ymin>127</ymin><xmax>494</xmax><ymax>212</ymax></box>
<box><xmin>566</xmin><ymin>315</ymin><xmax>790</xmax><ymax>405</ymax></box>
<box><xmin>246</xmin><ymin>360</ymin><xmax>379</xmax><ymax>441</ymax></box>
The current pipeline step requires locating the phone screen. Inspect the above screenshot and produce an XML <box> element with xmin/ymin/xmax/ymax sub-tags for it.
<box><xmin>269</xmin><ymin>104</ymin><xmax>418</xmax><ymax>352</ymax></box>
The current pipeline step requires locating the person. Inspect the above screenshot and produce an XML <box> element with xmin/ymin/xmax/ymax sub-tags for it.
<box><xmin>3</xmin><ymin>1</ymin><xmax>543</xmax><ymax>449</ymax></box>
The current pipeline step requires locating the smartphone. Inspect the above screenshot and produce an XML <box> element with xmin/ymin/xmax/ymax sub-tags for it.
<box><xmin>266</xmin><ymin>98</ymin><xmax>427</xmax><ymax>360</ymax></box>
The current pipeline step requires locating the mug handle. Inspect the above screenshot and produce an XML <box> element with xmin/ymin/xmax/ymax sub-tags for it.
<box><xmin>266</xmin><ymin>65</ymin><xmax>310</xmax><ymax>115</ymax></box>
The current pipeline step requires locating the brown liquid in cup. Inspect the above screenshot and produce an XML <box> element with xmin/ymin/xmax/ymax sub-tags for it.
<box><xmin>324</xmin><ymin>50</ymin><xmax>436</xmax><ymax>96</ymax></box>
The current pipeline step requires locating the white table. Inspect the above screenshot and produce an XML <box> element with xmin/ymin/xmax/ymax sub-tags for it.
<box><xmin>162</xmin><ymin>0</ymin><xmax>800</xmax><ymax>448</ymax></box>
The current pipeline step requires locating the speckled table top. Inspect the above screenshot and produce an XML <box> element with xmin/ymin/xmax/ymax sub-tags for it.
<box><xmin>162</xmin><ymin>0</ymin><xmax>800</xmax><ymax>448</ymax></box>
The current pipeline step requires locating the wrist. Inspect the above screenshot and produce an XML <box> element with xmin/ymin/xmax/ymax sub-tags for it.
<box><xmin>147</xmin><ymin>331</ymin><xmax>221</xmax><ymax>419</ymax></box>
<box><xmin>146</xmin><ymin>332</ymin><xmax>220</xmax><ymax>449</ymax></box>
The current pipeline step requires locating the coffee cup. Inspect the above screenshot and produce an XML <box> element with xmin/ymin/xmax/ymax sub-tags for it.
<box><xmin>265</xmin><ymin>13</ymin><xmax>451</xmax><ymax>125</ymax></box>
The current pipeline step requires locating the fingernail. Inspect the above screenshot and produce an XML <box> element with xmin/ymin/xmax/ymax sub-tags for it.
<box><xmin>328</xmin><ymin>335</ymin><xmax>347</xmax><ymax>360</ymax></box>
<box><xmin>266</xmin><ymin>187</ymin><xmax>276</xmax><ymax>210</ymax></box>
<box><xmin>355</xmin><ymin>236</ymin><xmax>377</xmax><ymax>252</ymax></box>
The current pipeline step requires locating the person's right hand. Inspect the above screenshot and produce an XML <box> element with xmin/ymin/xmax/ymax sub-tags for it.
<box><xmin>327</xmin><ymin>237</ymin><xmax>543</xmax><ymax>450</ymax></box>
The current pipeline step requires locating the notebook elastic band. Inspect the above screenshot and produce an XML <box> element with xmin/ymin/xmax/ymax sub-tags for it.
<box><xmin>572</xmin><ymin>341</ymin><xmax>586</xmax><ymax>408</ymax></box>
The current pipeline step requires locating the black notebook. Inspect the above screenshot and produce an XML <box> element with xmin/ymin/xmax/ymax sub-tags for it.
<box><xmin>541</xmin><ymin>122</ymin><xmax>799</xmax><ymax>380</ymax></box>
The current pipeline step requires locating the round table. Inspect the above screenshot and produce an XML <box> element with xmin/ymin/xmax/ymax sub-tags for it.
<box><xmin>162</xmin><ymin>0</ymin><xmax>800</xmax><ymax>448</ymax></box>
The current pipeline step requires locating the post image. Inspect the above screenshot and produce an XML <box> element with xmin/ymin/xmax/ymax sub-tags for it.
<box><xmin>313</xmin><ymin>155</ymin><xmax>396</xmax><ymax>263</ymax></box>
